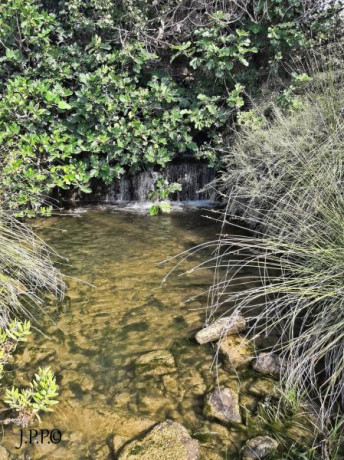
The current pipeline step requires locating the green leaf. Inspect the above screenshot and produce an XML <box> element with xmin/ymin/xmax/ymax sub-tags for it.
<box><xmin>149</xmin><ymin>205</ymin><xmax>160</xmax><ymax>216</ymax></box>
<box><xmin>57</xmin><ymin>100</ymin><xmax>72</xmax><ymax>110</ymax></box>
<box><xmin>159</xmin><ymin>201</ymin><xmax>171</xmax><ymax>213</ymax></box>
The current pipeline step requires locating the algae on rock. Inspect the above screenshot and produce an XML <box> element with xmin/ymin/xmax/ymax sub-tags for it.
<box><xmin>118</xmin><ymin>420</ymin><xmax>200</xmax><ymax>460</ymax></box>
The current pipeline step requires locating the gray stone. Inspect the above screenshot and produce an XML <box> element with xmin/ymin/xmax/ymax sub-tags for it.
<box><xmin>252</xmin><ymin>353</ymin><xmax>283</xmax><ymax>378</ymax></box>
<box><xmin>195</xmin><ymin>315</ymin><xmax>246</xmax><ymax>345</ymax></box>
<box><xmin>118</xmin><ymin>420</ymin><xmax>199</xmax><ymax>460</ymax></box>
<box><xmin>135</xmin><ymin>350</ymin><xmax>176</xmax><ymax>377</ymax></box>
<box><xmin>204</xmin><ymin>388</ymin><xmax>241</xmax><ymax>424</ymax></box>
<box><xmin>242</xmin><ymin>436</ymin><xmax>278</xmax><ymax>459</ymax></box>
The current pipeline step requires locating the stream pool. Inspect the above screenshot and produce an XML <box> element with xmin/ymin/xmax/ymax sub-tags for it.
<box><xmin>0</xmin><ymin>206</ymin><xmax>289</xmax><ymax>459</ymax></box>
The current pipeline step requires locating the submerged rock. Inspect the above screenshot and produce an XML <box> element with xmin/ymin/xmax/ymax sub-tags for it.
<box><xmin>204</xmin><ymin>388</ymin><xmax>241</xmax><ymax>424</ymax></box>
<box><xmin>118</xmin><ymin>420</ymin><xmax>200</xmax><ymax>459</ymax></box>
<box><xmin>252</xmin><ymin>353</ymin><xmax>283</xmax><ymax>378</ymax></box>
<box><xmin>135</xmin><ymin>350</ymin><xmax>176</xmax><ymax>376</ymax></box>
<box><xmin>242</xmin><ymin>435</ymin><xmax>278</xmax><ymax>459</ymax></box>
<box><xmin>219</xmin><ymin>335</ymin><xmax>253</xmax><ymax>370</ymax></box>
<box><xmin>195</xmin><ymin>315</ymin><xmax>246</xmax><ymax>345</ymax></box>
<box><xmin>60</xmin><ymin>369</ymin><xmax>94</xmax><ymax>392</ymax></box>
<box><xmin>162</xmin><ymin>374</ymin><xmax>179</xmax><ymax>395</ymax></box>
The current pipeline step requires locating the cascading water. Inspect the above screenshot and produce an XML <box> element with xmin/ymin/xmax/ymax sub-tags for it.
<box><xmin>56</xmin><ymin>161</ymin><xmax>218</xmax><ymax>208</ymax></box>
<box><xmin>104</xmin><ymin>162</ymin><xmax>217</xmax><ymax>203</ymax></box>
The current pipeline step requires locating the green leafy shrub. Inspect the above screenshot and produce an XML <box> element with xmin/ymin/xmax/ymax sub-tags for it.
<box><xmin>0</xmin><ymin>320</ymin><xmax>31</xmax><ymax>380</ymax></box>
<box><xmin>0</xmin><ymin>0</ymin><xmax>341</xmax><ymax>214</ymax></box>
<box><xmin>172</xmin><ymin>12</ymin><xmax>258</xmax><ymax>78</ymax></box>
<box><xmin>277</xmin><ymin>72</ymin><xmax>313</xmax><ymax>110</ymax></box>
<box><xmin>5</xmin><ymin>367</ymin><xmax>59</xmax><ymax>425</ymax></box>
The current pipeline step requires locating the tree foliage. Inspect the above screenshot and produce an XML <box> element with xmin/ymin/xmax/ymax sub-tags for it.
<box><xmin>0</xmin><ymin>0</ymin><xmax>342</xmax><ymax>214</ymax></box>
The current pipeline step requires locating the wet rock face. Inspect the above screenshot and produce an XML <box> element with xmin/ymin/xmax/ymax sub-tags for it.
<box><xmin>134</xmin><ymin>350</ymin><xmax>176</xmax><ymax>376</ymax></box>
<box><xmin>195</xmin><ymin>315</ymin><xmax>246</xmax><ymax>345</ymax></box>
<box><xmin>204</xmin><ymin>388</ymin><xmax>241</xmax><ymax>424</ymax></box>
<box><xmin>118</xmin><ymin>420</ymin><xmax>200</xmax><ymax>460</ymax></box>
<box><xmin>252</xmin><ymin>353</ymin><xmax>283</xmax><ymax>378</ymax></box>
<box><xmin>219</xmin><ymin>335</ymin><xmax>253</xmax><ymax>370</ymax></box>
<box><xmin>242</xmin><ymin>436</ymin><xmax>279</xmax><ymax>459</ymax></box>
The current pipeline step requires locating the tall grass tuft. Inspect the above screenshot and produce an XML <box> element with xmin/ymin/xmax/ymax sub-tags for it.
<box><xmin>0</xmin><ymin>209</ymin><xmax>64</xmax><ymax>325</ymax></box>
<box><xmin>206</xmin><ymin>47</ymin><xmax>344</xmax><ymax>425</ymax></box>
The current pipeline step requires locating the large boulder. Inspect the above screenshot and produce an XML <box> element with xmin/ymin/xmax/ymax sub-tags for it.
<box><xmin>219</xmin><ymin>335</ymin><xmax>253</xmax><ymax>370</ymax></box>
<box><xmin>118</xmin><ymin>420</ymin><xmax>199</xmax><ymax>460</ymax></box>
<box><xmin>242</xmin><ymin>436</ymin><xmax>278</xmax><ymax>459</ymax></box>
<box><xmin>252</xmin><ymin>353</ymin><xmax>283</xmax><ymax>378</ymax></box>
<box><xmin>204</xmin><ymin>388</ymin><xmax>241</xmax><ymax>424</ymax></box>
<box><xmin>135</xmin><ymin>350</ymin><xmax>176</xmax><ymax>377</ymax></box>
<box><xmin>195</xmin><ymin>315</ymin><xmax>246</xmax><ymax>345</ymax></box>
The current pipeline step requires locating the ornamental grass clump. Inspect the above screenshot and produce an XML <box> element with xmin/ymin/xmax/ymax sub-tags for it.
<box><xmin>206</xmin><ymin>49</ymin><xmax>344</xmax><ymax>426</ymax></box>
<box><xmin>0</xmin><ymin>209</ymin><xmax>64</xmax><ymax>324</ymax></box>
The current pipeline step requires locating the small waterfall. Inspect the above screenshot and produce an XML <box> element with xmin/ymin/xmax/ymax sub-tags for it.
<box><xmin>165</xmin><ymin>162</ymin><xmax>216</xmax><ymax>201</ymax></box>
<box><xmin>59</xmin><ymin>161</ymin><xmax>217</xmax><ymax>205</ymax></box>
<box><xmin>104</xmin><ymin>162</ymin><xmax>217</xmax><ymax>203</ymax></box>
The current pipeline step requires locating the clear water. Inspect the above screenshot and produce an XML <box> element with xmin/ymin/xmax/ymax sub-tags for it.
<box><xmin>1</xmin><ymin>207</ymin><xmax>250</xmax><ymax>459</ymax></box>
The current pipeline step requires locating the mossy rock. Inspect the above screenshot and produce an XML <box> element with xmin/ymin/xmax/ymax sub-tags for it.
<box><xmin>219</xmin><ymin>335</ymin><xmax>254</xmax><ymax>371</ymax></box>
<box><xmin>245</xmin><ymin>378</ymin><xmax>279</xmax><ymax>398</ymax></box>
<box><xmin>162</xmin><ymin>374</ymin><xmax>180</xmax><ymax>395</ymax></box>
<box><xmin>118</xmin><ymin>420</ymin><xmax>199</xmax><ymax>460</ymax></box>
